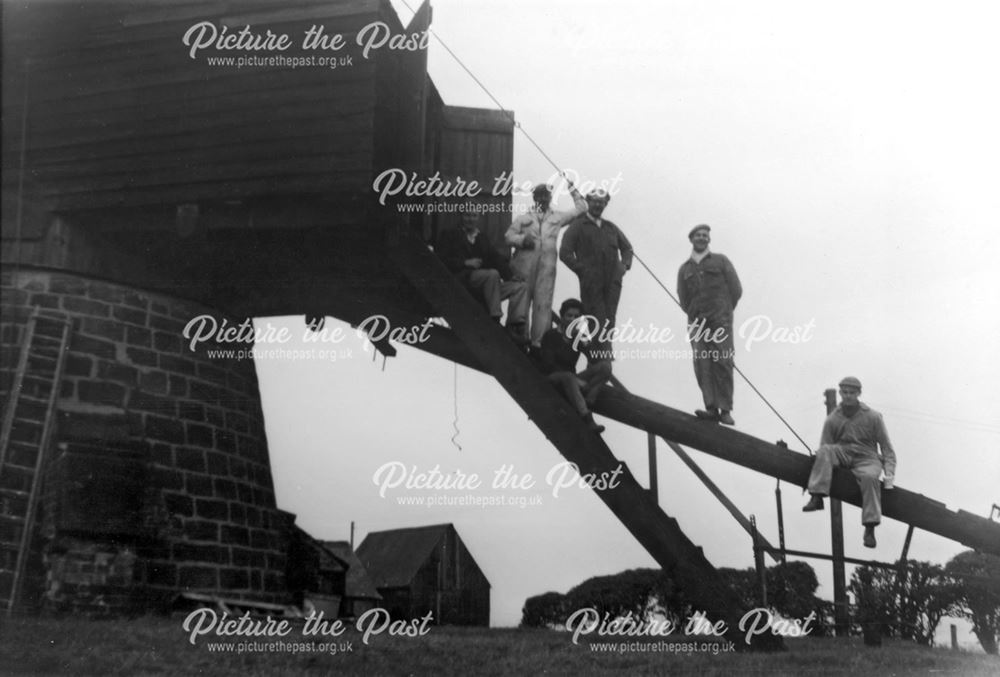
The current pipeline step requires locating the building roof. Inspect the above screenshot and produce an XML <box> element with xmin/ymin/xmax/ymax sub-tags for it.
<box><xmin>357</xmin><ymin>523</ymin><xmax>454</xmax><ymax>589</ymax></box>
<box><xmin>292</xmin><ymin>526</ymin><xmax>348</xmax><ymax>573</ymax></box>
<box><xmin>322</xmin><ymin>541</ymin><xmax>382</xmax><ymax>600</ymax></box>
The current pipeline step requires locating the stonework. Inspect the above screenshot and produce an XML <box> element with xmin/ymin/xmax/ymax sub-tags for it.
<box><xmin>1</xmin><ymin>268</ymin><xmax>292</xmax><ymax>612</ymax></box>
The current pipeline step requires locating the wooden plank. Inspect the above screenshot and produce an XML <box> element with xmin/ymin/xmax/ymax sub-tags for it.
<box><xmin>119</xmin><ymin>0</ymin><xmax>374</xmax><ymax>28</ymax></box>
<box><xmin>592</xmin><ymin>387</ymin><xmax>1000</xmax><ymax>556</ymax></box>
<box><xmin>25</xmin><ymin>37</ymin><xmax>377</xmax><ymax>106</ymax></box>
<box><xmin>385</xmin><ymin>224</ymin><xmax>782</xmax><ymax>651</ymax></box>
<box><xmin>21</xmin><ymin>120</ymin><xmax>372</xmax><ymax>175</ymax></box>
<box><xmin>16</xmin><ymin>79</ymin><xmax>375</xmax><ymax>141</ymax></box>
<box><xmin>35</xmin><ymin>152</ymin><xmax>372</xmax><ymax>197</ymax></box>
<box><xmin>395</xmin><ymin>0</ymin><xmax>430</xmax><ymax>175</ymax></box>
<box><xmin>441</xmin><ymin>105</ymin><xmax>515</xmax><ymax>135</ymax></box>
<box><xmin>119</xmin><ymin>2</ymin><xmax>230</xmax><ymax>28</ymax></box>
<box><xmin>219</xmin><ymin>0</ymin><xmax>378</xmax><ymax>28</ymax></box>
<box><xmin>27</xmin><ymin>128</ymin><xmax>373</xmax><ymax>180</ymax></box>
<box><xmin>25</xmin><ymin>4</ymin><xmax>378</xmax><ymax>61</ymax></box>
<box><xmin>6</xmin><ymin>65</ymin><xmax>374</xmax><ymax>123</ymax></box>
<box><xmin>25</xmin><ymin>60</ymin><xmax>376</xmax><ymax>115</ymax></box>
<box><xmin>44</xmin><ymin>173</ymin><xmax>371</xmax><ymax>211</ymax></box>
<box><xmin>65</xmin><ymin>193</ymin><xmax>368</xmax><ymax>232</ymax></box>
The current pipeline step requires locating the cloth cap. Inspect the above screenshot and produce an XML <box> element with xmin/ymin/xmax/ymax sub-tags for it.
<box><xmin>586</xmin><ymin>189</ymin><xmax>610</xmax><ymax>203</ymax></box>
<box><xmin>688</xmin><ymin>224</ymin><xmax>711</xmax><ymax>239</ymax></box>
<box><xmin>838</xmin><ymin>376</ymin><xmax>862</xmax><ymax>390</ymax></box>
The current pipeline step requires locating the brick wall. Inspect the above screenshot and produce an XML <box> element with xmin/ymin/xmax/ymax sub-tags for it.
<box><xmin>1</xmin><ymin>267</ymin><xmax>293</xmax><ymax>610</ymax></box>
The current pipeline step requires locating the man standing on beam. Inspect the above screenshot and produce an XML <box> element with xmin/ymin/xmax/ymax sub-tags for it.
<box><xmin>506</xmin><ymin>179</ymin><xmax>587</xmax><ymax>349</ymax></box>
<box><xmin>803</xmin><ymin>376</ymin><xmax>898</xmax><ymax>548</ymax></box>
<box><xmin>677</xmin><ymin>224</ymin><xmax>742</xmax><ymax>425</ymax></box>
<box><xmin>559</xmin><ymin>189</ymin><xmax>633</xmax><ymax>335</ymax></box>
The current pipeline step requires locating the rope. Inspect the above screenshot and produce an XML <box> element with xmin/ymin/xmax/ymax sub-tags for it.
<box><xmin>635</xmin><ymin>254</ymin><xmax>813</xmax><ymax>453</ymax></box>
<box><xmin>398</xmin><ymin>0</ymin><xmax>563</xmax><ymax>176</ymax></box>
<box><xmin>401</xmin><ymin>0</ymin><xmax>814</xmax><ymax>455</ymax></box>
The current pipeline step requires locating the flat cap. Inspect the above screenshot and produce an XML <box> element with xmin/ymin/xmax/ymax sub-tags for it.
<box><xmin>838</xmin><ymin>376</ymin><xmax>862</xmax><ymax>390</ymax></box>
<box><xmin>688</xmin><ymin>224</ymin><xmax>711</xmax><ymax>239</ymax></box>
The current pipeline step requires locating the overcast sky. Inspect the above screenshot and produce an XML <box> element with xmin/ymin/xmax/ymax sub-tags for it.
<box><xmin>254</xmin><ymin>0</ymin><xmax>1000</xmax><ymax>631</ymax></box>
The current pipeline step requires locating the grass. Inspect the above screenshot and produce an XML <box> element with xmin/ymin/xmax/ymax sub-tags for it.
<box><xmin>0</xmin><ymin>615</ymin><xmax>997</xmax><ymax>676</ymax></box>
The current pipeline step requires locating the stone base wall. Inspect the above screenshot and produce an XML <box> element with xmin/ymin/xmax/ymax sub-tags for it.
<box><xmin>1</xmin><ymin>268</ymin><xmax>293</xmax><ymax>610</ymax></box>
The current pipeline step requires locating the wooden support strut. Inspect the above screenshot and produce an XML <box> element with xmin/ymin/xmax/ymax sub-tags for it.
<box><xmin>345</xmin><ymin>303</ymin><xmax>1000</xmax><ymax>556</ymax></box>
<box><xmin>667</xmin><ymin>441</ymin><xmax>781</xmax><ymax>564</ymax></box>
<box><xmin>385</xmin><ymin>223</ymin><xmax>782</xmax><ymax>651</ymax></box>
<box><xmin>610</xmin><ymin>375</ymin><xmax>780</xmax><ymax>562</ymax></box>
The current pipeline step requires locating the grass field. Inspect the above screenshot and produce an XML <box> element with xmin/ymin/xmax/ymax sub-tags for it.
<box><xmin>1</xmin><ymin>615</ymin><xmax>997</xmax><ymax>676</ymax></box>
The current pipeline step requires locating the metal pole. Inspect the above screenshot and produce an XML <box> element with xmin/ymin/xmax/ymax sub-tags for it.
<box><xmin>775</xmin><ymin>479</ymin><xmax>787</xmax><ymax>564</ymax></box>
<box><xmin>647</xmin><ymin>433</ymin><xmax>658</xmax><ymax>502</ymax></box>
<box><xmin>751</xmin><ymin>515</ymin><xmax>767</xmax><ymax>607</ymax></box>
<box><xmin>825</xmin><ymin>388</ymin><xmax>850</xmax><ymax>637</ymax></box>
<box><xmin>893</xmin><ymin>524</ymin><xmax>916</xmax><ymax>634</ymax></box>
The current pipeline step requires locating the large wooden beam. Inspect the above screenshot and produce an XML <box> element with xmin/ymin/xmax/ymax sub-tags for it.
<box><xmin>317</xmin><ymin>296</ymin><xmax>1000</xmax><ymax>557</ymax></box>
<box><xmin>334</xmin><ymin>314</ymin><xmax>1000</xmax><ymax>557</ymax></box>
<box><xmin>385</xmin><ymin>225</ymin><xmax>781</xmax><ymax>651</ymax></box>
<box><xmin>592</xmin><ymin>386</ymin><xmax>1000</xmax><ymax>556</ymax></box>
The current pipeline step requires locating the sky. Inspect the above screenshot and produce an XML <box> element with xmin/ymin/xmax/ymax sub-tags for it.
<box><xmin>252</xmin><ymin>0</ymin><xmax>1000</xmax><ymax>635</ymax></box>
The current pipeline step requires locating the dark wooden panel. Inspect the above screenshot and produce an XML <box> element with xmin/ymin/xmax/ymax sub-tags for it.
<box><xmin>17</xmin><ymin>77</ymin><xmax>375</xmax><ymax>141</ymax></box>
<box><xmin>15</xmin><ymin>0</ymin><xmax>378</xmax><ymax>60</ymax></box>
<box><xmin>441</xmin><ymin>106</ymin><xmax>515</xmax><ymax>136</ymax></box>
<box><xmin>26</xmin><ymin>48</ymin><xmax>377</xmax><ymax>107</ymax></box>
<box><xmin>2</xmin><ymin>0</ymin><xmax>387</xmax><ymax>216</ymax></box>
<box><xmin>26</xmin><ymin>119</ymin><xmax>373</xmax><ymax>177</ymax></box>
<box><xmin>45</xmin><ymin>173</ymin><xmax>371</xmax><ymax>211</ymax></box>
<box><xmin>34</xmin><ymin>152</ymin><xmax>372</xmax><ymax>198</ymax></box>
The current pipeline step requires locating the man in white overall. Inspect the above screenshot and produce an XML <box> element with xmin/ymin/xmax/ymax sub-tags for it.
<box><xmin>505</xmin><ymin>179</ymin><xmax>587</xmax><ymax>348</ymax></box>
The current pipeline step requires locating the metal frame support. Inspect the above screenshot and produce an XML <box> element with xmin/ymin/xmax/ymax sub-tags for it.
<box><xmin>775</xmin><ymin>480</ymin><xmax>787</xmax><ymax>564</ymax></box>
<box><xmin>751</xmin><ymin>516</ymin><xmax>767</xmax><ymax>607</ymax></box>
<box><xmin>647</xmin><ymin>433</ymin><xmax>658</xmax><ymax>502</ymax></box>
<box><xmin>825</xmin><ymin>387</ymin><xmax>850</xmax><ymax>637</ymax></box>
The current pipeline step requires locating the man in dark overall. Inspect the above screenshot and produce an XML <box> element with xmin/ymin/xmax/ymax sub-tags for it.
<box><xmin>559</xmin><ymin>189</ymin><xmax>633</xmax><ymax>334</ymax></box>
<box><xmin>803</xmin><ymin>376</ymin><xmax>897</xmax><ymax>548</ymax></box>
<box><xmin>677</xmin><ymin>224</ymin><xmax>742</xmax><ymax>425</ymax></box>
<box><xmin>537</xmin><ymin>298</ymin><xmax>613</xmax><ymax>434</ymax></box>
<box><xmin>436</xmin><ymin>209</ymin><xmax>529</xmax><ymax>342</ymax></box>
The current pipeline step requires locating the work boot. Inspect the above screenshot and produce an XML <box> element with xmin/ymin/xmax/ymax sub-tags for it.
<box><xmin>506</xmin><ymin>322</ymin><xmax>530</xmax><ymax>346</ymax></box>
<box><xmin>695</xmin><ymin>408</ymin><xmax>719</xmax><ymax>421</ymax></box>
<box><xmin>583</xmin><ymin>412</ymin><xmax>605</xmax><ymax>434</ymax></box>
<box><xmin>863</xmin><ymin>526</ymin><xmax>877</xmax><ymax>548</ymax></box>
<box><xmin>718</xmin><ymin>411</ymin><xmax>735</xmax><ymax>426</ymax></box>
<box><xmin>802</xmin><ymin>494</ymin><xmax>825</xmax><ymax>512</ymax></box>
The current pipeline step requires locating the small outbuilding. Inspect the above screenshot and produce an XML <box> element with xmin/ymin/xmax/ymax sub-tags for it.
<box><xmin>323</xmin><ymin>541</ymin><xmax>382</xmax><ymax>619</ymax></box>
<box><xmin>357</xmin><ymin>523</ymin><xmax>490</xmax><ymax>626</ymax></box>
